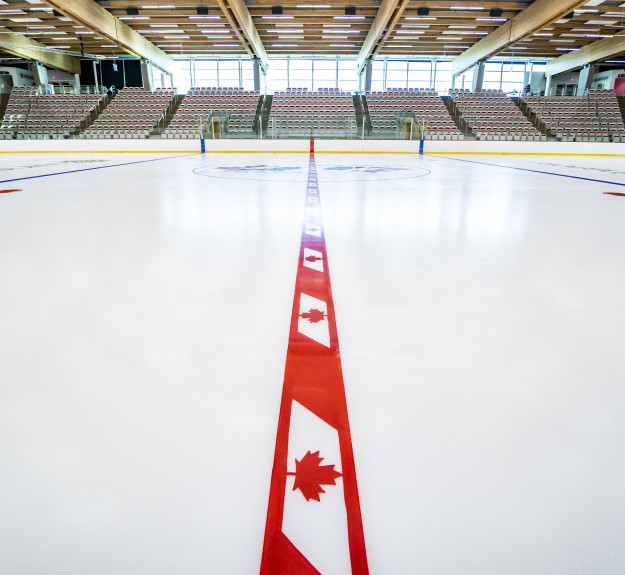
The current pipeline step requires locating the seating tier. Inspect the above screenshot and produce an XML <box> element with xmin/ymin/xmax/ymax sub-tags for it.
<box><xmin>450</xmin><ymin>89</ymin><xmax>543</xmax><ymax>141</ymax></box>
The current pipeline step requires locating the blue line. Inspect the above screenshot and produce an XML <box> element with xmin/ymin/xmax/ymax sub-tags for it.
<box><xmin>0</xmin><ymin>153</ymin><xmax>198</xmax><ymax>184</ymax></box>
<box><xmin>428</xmin><ymin>154</ymin><xmax>625</xmax><ymax>188</ymax></box>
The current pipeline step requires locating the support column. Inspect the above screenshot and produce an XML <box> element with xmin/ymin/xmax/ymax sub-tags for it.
<box><xmin>32</xmin><ymin>61</ymin><xmax>48</xmax><ymax>90</ymax></box>
<box><xmin>362</xmin><ymin>59</ymin><xmax>372</xmax><ymax>92</ymax></box>
<box><xmin>545</xmin><ymin>74</ymin><xmax>552</xmax><ymax>96</ymax></box>
<box><xmin>253</xmin><ymin>58</ymin><xmax>262</xmax><ymax>92</ymax></box>
<box><xmin>576</xmin><ymin>65</ymin><xmax>596</xmax><ymax>96</ymax></box>
<box><xmin>74</xmin><ymin>73</ymin><xmax>81</xmax><ymax>94</ymax></box>
<box><xmin>93</xmin><ymin>60</ymin><xmax>99</xmax><ymax>92</ymax></box>
<box><xmin>472</xmin><ymin>62</ymin><xmax>485</xmax><ymax>92</ymax></box>
<box><xmin>140</xmin><ymin>60</ymin><xmax>154</xmax><ymax>91</ymax></box>
<box><xmin>451</xmin><ymin>74</ymin><xmax>456</xmax><ymax>89</ymax></box>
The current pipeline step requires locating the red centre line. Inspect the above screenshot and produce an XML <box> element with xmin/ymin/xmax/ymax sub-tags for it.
<box><xmin>260</xmin><ymin>151</ymin><xmax>368</xmax><ymax>574</ymax></box>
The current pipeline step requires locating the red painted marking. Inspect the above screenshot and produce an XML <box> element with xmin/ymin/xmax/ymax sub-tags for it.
<box><xmin>260</xmin><ymin>155</ymin><xmax>369</xmax><ymax>574</ymax></box>
<box><xmin>287</xmin><ymin>450</ymin><xmax>342</xmax><ymax>502</ymax></box>
<box><xmin>604</xmin><ymin>192</ymin><xmax>625</xmax><ymax>196</ymax></box>
<box><xmin>310</xmin><ymin>138</ymin><xmax>315</xmax><ymax>154</ymax></box>
<box><xmin>0</xmin><ymin>189</ymin><xmax>21</xmax><ymax>194</ymax></box>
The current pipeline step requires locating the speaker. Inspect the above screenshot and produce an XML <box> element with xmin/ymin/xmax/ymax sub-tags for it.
<box><xmin>126</xmin><ymin>7</ymin><xmax>139</xmax><ymax>16</ymax></box>
<box><xmin>196</xmin><ymin>6</ymin><xmax>209</xmax><ymax>15</ymax></box>
<box><xmin>52</xmin><ymin>9</ymin><xmax>63</xmax><ymax>16</ymax></box>
<box><xmin>417</xmin><ymin>7</ymin><xmax>429</xmax><ymax>16</ymax></box>
<box><xmin>345</xmin><ymin>6</ymin><xmax>356</xmax><ymax>15</ymax></box>
<box><xmin>271</xmin><ymin>5</ymin><xmax>283</xmax><ymax>14</ymax></box>
<box><xmin>489</xmin><ymin>8</ymin><xmax>503</xmax><ymax>17</ymax></box>
<box><xmin>564</xmin><ymin>11</ymin><xmax>574</xmax><ymax>19</ymax></box>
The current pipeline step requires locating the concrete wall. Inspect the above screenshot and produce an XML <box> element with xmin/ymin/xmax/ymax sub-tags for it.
<box><xmin>591</xmin><ymin>69</ymin><xmax>625</xmax><ymax>91</ymax></box>
<box><xmin>0</xmin><ymin>66</ymin><xmax>35</xmax><ymax>87</ymax></box>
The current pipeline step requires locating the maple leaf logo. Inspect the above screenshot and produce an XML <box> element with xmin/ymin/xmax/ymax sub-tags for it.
<box><xmin>300</xmin><ymin>308</ymin><xmax>326</xmax><ymax>323</ymax></box>
<box><xmin>305</xmin><ymin>255</ymin><xmax>322</xmax><ymax>263</ymax></box>
<box><xmin>288</xmin><ymin>451</ymin><xmax>342</xmax><ymax>501</ymax></box>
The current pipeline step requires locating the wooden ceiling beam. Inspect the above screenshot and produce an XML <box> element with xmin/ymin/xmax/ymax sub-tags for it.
<box><xmin>546</xmin><ymin>32</ymin><xmax>625</xmax><ymax>77</ymax></box>
<box><xmin>0</xmin><ymin>30</ymin><xmax>80</xmax><ymax>74</ymax></box>
<box><xmin>357</xmin><ymin>0</ymin><xmax>406</xmax><ymax>73</ymax></box>
<box><xmin>40</xmin><ymin>0</ymin><xmax>173</xmax><ymax>72</ymax></box>
<box><xmin>215</xmin><ymin>0</ymin><xmax>268</xmax><ymax>69</ymax></box>
<box><xmin>451</xmin><ymin>0</ymin><xmax>588</xmax><ymax>76</ymax></box>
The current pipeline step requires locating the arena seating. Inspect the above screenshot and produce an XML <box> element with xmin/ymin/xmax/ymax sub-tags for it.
<box><xmin>523</xmin><ymin>89</ymin><xmax>625</xmax><ymax>142</ymax></box>
<box><xmin>82</xmin><ymin>87</ymin><xmax>175</xmax><ymax>138</ymax></box>
<box><xmin>269</xmin><ymin>88</ymin><xmax>355</xmax><ymax>137</ymax></box>
<box><xmin>365</xmin><ymin>88</ymin><xmax>462</xmax><ymax>139</ymax></box>
<box><xmin>449</xmin><ymin>89</ymin><xmax>543</xmax><ymax>140</ymax></box>
<box><xmin>164</xmin><ymin>87</ymin><xmax>259</xmax><ymax>138</ymax></box>
<box><xmin>0</xmin><ymin>87</ymin><xmax>104</xmax><ymax>139</ymax></box>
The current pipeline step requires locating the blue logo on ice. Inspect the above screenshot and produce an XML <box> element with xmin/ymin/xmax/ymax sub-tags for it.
<box><xmin>324</xmin><ymin>165</ymin><xmax>411</xmax><ymax>174</ymax></box>
<box><xmin>217</xmin><ymin>165</ymin><xmax>301</xmax><ymax>173</ymax></box>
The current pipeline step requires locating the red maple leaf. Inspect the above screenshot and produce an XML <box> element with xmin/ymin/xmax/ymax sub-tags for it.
<box><xmin>288</xmin><ymin>451</ymin><xmax>342</xmax><ymax>501</ymax></box>
<box><xmin>300</xmin><ymin>308</ymin><xmax>325</xmax><ymax>323</ymax></box>
<box><xmin>305</xmin><ymin>255</ymin><xmax>322</xmax><ymax>263</ymax></box>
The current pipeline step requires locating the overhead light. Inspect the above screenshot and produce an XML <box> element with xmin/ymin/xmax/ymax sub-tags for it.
<box><xmin>297</xmin><ymin>4</ymin><xmax>330</xmax><ymax>7</ymax></box>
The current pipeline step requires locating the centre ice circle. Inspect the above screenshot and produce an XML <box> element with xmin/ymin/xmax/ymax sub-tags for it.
<box><xmin>193</xmin><ymin>163</ymin><xmax>430</xmax><ymax>182</ymax></box>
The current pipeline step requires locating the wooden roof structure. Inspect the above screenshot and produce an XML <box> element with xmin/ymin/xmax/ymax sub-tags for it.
<box><xmin>1</xmin><ymin>0</ymin><xmax>625</xmax><ymax>74</ymax></box>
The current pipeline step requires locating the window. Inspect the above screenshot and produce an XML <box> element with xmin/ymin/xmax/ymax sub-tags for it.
<box><xmin>313</xmin><ymin>59</ymin><xmax>337</xmax><ymax>90</ymax></box>
<box><xmin>195</xmin><ymin>60</ymin><xmax>218</xmax><ymax>87</ymax></box>
<box><xmin>458</xmin><ymin>67</ymin><xmax>473</xmax><ymax>90</ymax></box>
<box><xmin>371</xmin><ymin>59</ymin><xmax>385</xmax><ymax>91</ymax></box>
<box><xmin>407</xmin><ymin>61</ymin><xmax>432</xmax><ymax>89</ymax></box>
<box><xmin>483</xmin><ymin>61</ymin><xmax>503</xmax><ymax>90</ymax></box>
<box><xmin>289</xmin><ymin>59</ymin><xmax>313</xmax><ymax>89</ymax></box>
<box><xmin>241</xmin><ymin>59</ymin><xmax>255</xmax><ymax>91</ymax></box>
<box><xmin>434</xmin><ymin>60</ymin><xmax>452</xmax><ymax>95</ymax></box>
<box><xmin>266</xmin><ymin>59</ymin><xmax>289</xmax><ymax>92</ymax></box>
<box><xmin>217</xmin><ymin>60</ymin><xmax>240</xmax><ymax>88</ymax></box>
<box><xmin>338</xmin><ymin>59</ymin><xmax>358</xmax><ymax>93</ymax></box>
<box><xmin>172</xmin><ymin>59</ymin><xmax>192</xmax><ymax>94</ymax></box>
<box><xmin>501</xmin><ymin>62</ymin><xmax>526</xmax><ymax>94</ymax></box>
<box><xmin>386</xmin><ymin>60</ymin><xmax>408</xmax><ymax>89</ymax></box>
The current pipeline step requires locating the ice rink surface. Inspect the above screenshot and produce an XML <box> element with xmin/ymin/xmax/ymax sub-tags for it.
<box><xmin>1</xmin><ymin>151</ymin><xmax>624</xmax><ymax>574</ymax></box>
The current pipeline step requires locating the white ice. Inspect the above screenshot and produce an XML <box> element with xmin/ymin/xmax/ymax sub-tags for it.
<box><xmin>1</xmin><ymin>151</ymin><xmax>624</xmax><ymax>574</ymax></box>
